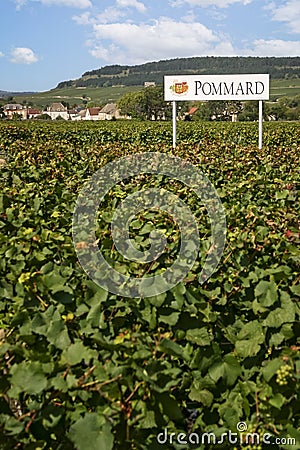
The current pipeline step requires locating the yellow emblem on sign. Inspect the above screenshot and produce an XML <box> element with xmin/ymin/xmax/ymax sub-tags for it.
<box><xmin>170</xmin><ymin>81</ymin><xmax>189</xmax><ymax>95</ymax></box>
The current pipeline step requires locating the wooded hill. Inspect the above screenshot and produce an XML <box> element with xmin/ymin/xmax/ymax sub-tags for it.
<box><xmin>57</xmin><ymin>56</ymin><xmax>300</xmax><ymax>89</ymax></box>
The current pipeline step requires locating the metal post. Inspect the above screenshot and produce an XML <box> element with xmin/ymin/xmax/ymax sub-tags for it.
<box><xmin>258</xmin><ymin>100</ymin><xmax>263</xmax><ymax>150</ymax></box>
<box><xmin>172</xmin><ymin>101</ymin><xmax>176</xmax><ymax>149</ymax></box>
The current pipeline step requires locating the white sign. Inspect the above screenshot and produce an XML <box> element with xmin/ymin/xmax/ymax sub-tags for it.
<box><xmin>164</xmin><ymin>74</ymin><xmax>269</xmax><ymax>101</ymax></box>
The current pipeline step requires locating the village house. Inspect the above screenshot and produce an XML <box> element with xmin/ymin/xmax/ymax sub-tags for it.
<box><xmin>98</xmin><ymin>103</ymin><xmax>126</xmax><ymax>120</ymax></box>
<box><xmin>68</xmin><ymin>109</ymin><xmax>82</xmax><ymax>121</ymax></box>
<box><xmin>44</xmin><ymin>102</ymin><xmax>69</xmax><ymax>120</ymax></box>
<box><xmin>82</xmin><ymin>107</ymin><xmax>101</xmax><ymax>121</ymax></box>
<box><xmin>3</xmin><ymin>102</ymin><xmax>128</xmax><ymax>121</ymax></box>
<box><xmin>27</xmin><ymin>108</ymin><xmax>42</xmax><ymax>119</ymax></box>
<box><xmin>78</xmin><ymin>109</ymin><xmax>87</xmax><ymax>120</ymax></box>
<box><xmin>82</xmin><ymin>103</ymin><xmax>127</xmax><ymax>121</ymax></box>
<box><xmin>144</xmin><ymin>82</ymin><xmax>156</xmax><ymax>88</ymax></box>
<box><xmin>3</xmin><ymin>104</ymin><xmax>27</xmax><ymax>119</ymax></box>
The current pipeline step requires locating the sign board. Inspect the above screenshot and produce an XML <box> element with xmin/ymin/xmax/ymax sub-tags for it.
<box><xmin>164</xmin><ymin>74</ymin><xmax>269</xmax><ymax>101</ymax></box>
<box><xmin>164</xmin><ymin>73</ymin><xmax>270</xmax><ymax>150</ymax></box>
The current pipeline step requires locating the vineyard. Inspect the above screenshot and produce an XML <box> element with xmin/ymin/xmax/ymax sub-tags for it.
<box><xmin>0</xmin><ymin>120</ymin><xmax>299</xmax><ymax>449</ymax></box>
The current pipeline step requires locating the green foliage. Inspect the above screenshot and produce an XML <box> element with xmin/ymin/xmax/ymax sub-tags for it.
<box><xmin>265</xmin><ymin>95</ymin><xmax>300</xmax><ymax>121</ymax></box>
<box><xmin>117</xmin><ymin>90</ymin><xmax>146</xmax><ymax>119</ymax></box>
<box><xmin>117</xmin><ymin>86</ymin><xmax>169</xmax><ymax>120</ymax></box>
<box><xmin>0</xmin><ymin>120</ymin><xmax>299</xmax><ymax>449</ymax></box>
<box><xmin>238</xmin><ymin>101</ymin><xmax>261</xmax><ymax>122</ymax></box>
<box><xmin>34</xmin><ymin>113</ymin><xmax>52</xmax><ymax>121</ymax></box>
<box><xmin>193</xmin><ymin>101</ymin><xmax>243</xmax><ymax>121</ymax></box>
<box><xmin>11</xmin><ymin>112</ymin><xmax>23</xmax><ymax>121</ymax></box>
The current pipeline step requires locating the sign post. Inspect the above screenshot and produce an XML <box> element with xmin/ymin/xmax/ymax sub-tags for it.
<box><xmin>172</xmin><ymin>101</ymin><xmax>176</xmax><ymax>149</ymax></box>
<box><xmin>164</xmin><ymin>74</ymin><xmax>269</xmax><ymax>149</ymax></box>
<box><xmin>258</xmin><ymin>100</ymin><xmax>263</xmax><ymax>150</ymax></box>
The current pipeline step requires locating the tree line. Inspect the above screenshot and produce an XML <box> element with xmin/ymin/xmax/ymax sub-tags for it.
<box><xmin>57</xmin><ymin>56</ymin><xmax>300</xmax><ymax>89</ymax></box>
<box><xmin>1</xmin><ymin>87</ymin><xmax>299</xmax><ymax>122</ymax></box>
<box><xmin>117</xmin><ymin>86</ymin><xmax>300</xmax><ymax>122</ymax></box>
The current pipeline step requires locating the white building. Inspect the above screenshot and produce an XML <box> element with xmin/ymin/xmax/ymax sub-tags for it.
<box><xmin>82</xmin><ymin>107</ymin><xmax>102</xmax><ymax>121</ymax></box>
<box><xmin>144</xmin><ymin>82</ymin><xmax>156</xmax><ymax>88</ymax></box>
<box><xmin>82</xmin><ymin>104</ymin><xmax>127</xmax><ymax>120</ymax></box>
<box><xmin>3</xmin><ymin>104</ymin><xmax>27</xmax><ymax>119</ymax></box>
<box><xmin>45</xmin><ymin>102</ymin><xmax>69</xmax><ymax>120</ymax></box>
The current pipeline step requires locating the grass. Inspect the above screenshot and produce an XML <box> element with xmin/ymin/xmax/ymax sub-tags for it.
<box><xmin>270</xmin><ymin>78</ymin><xmax>300</xmax><ymax>99</ymax></box>
<box><xmin>16</xmin><ymin>85</ymin><xmax>142</xmax><ymax>108</ymax></box>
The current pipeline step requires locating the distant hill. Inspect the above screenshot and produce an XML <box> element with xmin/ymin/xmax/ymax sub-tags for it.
<box><xmin>3</xmin><ymin>57</ymin><xmax>300</xmax><ymax>108</ymax></box>
<box><xmin>0</xmin><ymin>90</ymin><xmax>36</xmax><ymax>98</ymax></box>
<box><xmin>56</xmin><ymin>56</ymin><xmax>300</xmax><ymax>89</ymax></box>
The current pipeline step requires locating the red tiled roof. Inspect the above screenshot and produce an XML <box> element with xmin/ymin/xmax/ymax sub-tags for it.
<box><xmin>88</xmin><ymin>107</ymin><xmax>101</xmax><ymax>116</ymax></box>
<box><xmin>28</xmin><ymin>108</ymin><xmax>41</xmax><ymax>114</ymax></box>
<box><xmin>188</xmin><ymin>106</ymin><xmax>198</xmax><ymax>115</ymax></box>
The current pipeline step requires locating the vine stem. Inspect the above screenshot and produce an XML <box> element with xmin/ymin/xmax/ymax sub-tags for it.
<box><xmin>80</xmin><ymin>374</ymin><xmax>121</xmax><ymax>389</ymax></box>
<box><xmin>255</xmin><ymin>391</ymin><xmax>260</xmax><ymax>421</ymax></box>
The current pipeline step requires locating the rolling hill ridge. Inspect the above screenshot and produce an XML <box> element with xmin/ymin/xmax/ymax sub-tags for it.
<box><xmin>56</xmin><ymin>56</ymin><xmax>300</xmax><ymax>89</ymax></box>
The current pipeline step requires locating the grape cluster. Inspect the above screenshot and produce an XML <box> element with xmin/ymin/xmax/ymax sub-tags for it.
<box><xmin>234</xmin><ymin>425</ymin><xmax>265</xmax><ymax>450</ymax></box>
<box><xmin>62</xmin><ymin>312</ymin><xmax>75</xmax><ymax>322</ymax></box>
<box><xmin>276</xmin><ymin>364</ymin><xmax>293</xmax><ymax>385</ymax></box>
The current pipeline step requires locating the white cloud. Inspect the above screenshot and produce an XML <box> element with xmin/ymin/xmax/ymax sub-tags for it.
<box><xmin>116</xmin><ymin>0</ymin><xmax>146</xmax><ymax>13</ymax></box>
<box><xmin>10</xmin><ymin>47</ymin><xmax>39</xmax><ymax>64</ymax></box>
<box><xmin>271</xmin><ymin>0</ymin><xmax>300</xmax><ymax>34</ymax></box>
<box><xmin>74</xmin><ymin>7</ymin><xmax>126</xmax><ymax>25</ymax></box>
<box><xmin>88</xmin><ymin>17</ymin><xmax>235</xmax><ymax>64</ymax></box>
<box><xmin>247</xmin><ymin>39</ymin><xmax>300</xmax><ymax>56</ymax></box>
<box><xmin>89</xmin><ymin>43</ymin><xmax>123</xmax><ymax>61</ymax></box>
<box><xmin>170</xmin><ymin>0</ymin><xmax>252</xmax><ymax>8</ymax></box>
<box><xmin>73</xmin><ymin>2</ymin><xmax>298</xmax><ymax>65</ymax></box>
<box><xmin>15</xmin><ymin>0</ymin><xmax>92</xmax><ymax>8</ymax></box>
<box><xmin>95</xmin><ymin>8</ymin><xmax>126</xmax><ymax>24</ymax></box>
<box><xmin>181</xmin><ymin>9</ymin><xmax>197</xmax><ymax>22</ymax></box>
<box><xmin>15</xmin><ymin>0</ymin><xmax>27</xmax><ymax>10</ymax></box>
<box><xmin>40</xmin><ymin>0</ymin><xmax>92</xmax><ymax>7</ymax></box>
<box><xmin>73</xmin><ymin>11</ymin><xmax>92</xmax><ymax>25</ymax></box>
<box><xmin>73</xmin><ymin>1</ymin><xmax>146</xmax><ymax>26</ymax></box>
<box><xmin>0</xmin><ymin>52</ymin><xmax>4</xmax><ymax>58</ymax></box>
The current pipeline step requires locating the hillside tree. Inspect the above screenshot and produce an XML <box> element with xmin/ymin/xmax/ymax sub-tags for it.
<box><xmin>117</xmin><ymin>86</ymin><xmax>170</xmax><ymax>120</ymax></box>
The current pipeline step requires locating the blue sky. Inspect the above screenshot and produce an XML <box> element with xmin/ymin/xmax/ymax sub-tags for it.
<box><xmin>0</xmin><ymin>0</ymin><xmax>299</xmax><ymax>91</ymax></box>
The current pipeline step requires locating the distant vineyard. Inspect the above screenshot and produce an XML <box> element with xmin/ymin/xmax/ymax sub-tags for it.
<box><xmin>0</xmin><ymin>121</ymin><xmax>299</xmax><ymax>449</ymax></box>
